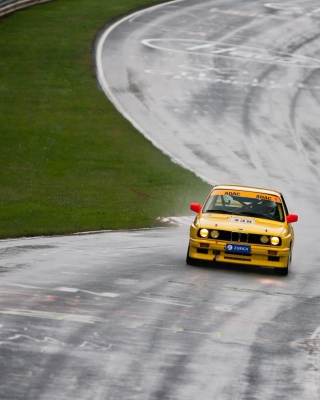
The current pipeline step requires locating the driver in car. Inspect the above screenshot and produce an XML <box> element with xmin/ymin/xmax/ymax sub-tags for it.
<box><xmin>257</xmin><ymin>200</ymin><xmax>279</xmax><ymax>219</ymax></box>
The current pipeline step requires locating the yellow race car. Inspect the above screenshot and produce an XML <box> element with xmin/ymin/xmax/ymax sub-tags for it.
<box><xmin>187</xmin><ymin>184</ymin><xmax>298</xmax><ymax>276</ymax></box>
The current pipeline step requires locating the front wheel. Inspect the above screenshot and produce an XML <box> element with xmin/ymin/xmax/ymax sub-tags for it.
<box><xmin>274</xmin><ymin>266</ymin><xmax>288</xmax><ymax>276</ymax></box>
<box><xmin>186</xmin><ymin>245</ymin><xmax>198</xmax><ymax>266</ymax></box>
<box><xmin>274</xmin><ymin>252</ymin><xmax>291</xmax><ymax>276</ymax></box>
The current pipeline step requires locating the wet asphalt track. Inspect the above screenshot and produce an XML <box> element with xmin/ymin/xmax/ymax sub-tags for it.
<box><xmin>1</xmin><ymin>1</ymin><xmax>320</xmax><ymax>399</ymax></box>
<box><xmin>0</xmin><ymin>225</ymin><xmax>319</xmax><ymax>400</ymax></box>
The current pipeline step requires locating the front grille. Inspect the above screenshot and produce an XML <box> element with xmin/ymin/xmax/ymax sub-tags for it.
<box><xmin>199</xmin><ymin>229</ymin><xmax>281</xmax><ymax>246</ymax></box>
<box><xmin>231</xmin><ymin>232</ymin><xmax>249</xmax><ymax>243</ymax></box>
<box><xmin>218</xmin><ymin>230</ymin><xmax>260</xmax><ymax>244</ymax></box>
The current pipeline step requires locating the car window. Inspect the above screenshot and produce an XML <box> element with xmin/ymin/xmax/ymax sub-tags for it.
<box><xmin>202</xmin><ymin>190</ymin><xmax>284</xmax><ymax>222</ymax></box>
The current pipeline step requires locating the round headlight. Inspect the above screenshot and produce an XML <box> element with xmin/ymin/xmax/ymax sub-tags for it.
<box><xmin>260</xmin><ymin>235</ymin><xmax>269</xmax><ymax>244</ymax></box>
<box><xmin>210</xmin><ymin>230</ymin><xmax>219</xmax><ymax>239</ymax></box>
<box><xmin>270</xmin><ymin>236</ymin><xmax>280</xmax><ymax>245</ymax></box>
<box><xmin>199</xmin><ymin>229</ymin><xmax>209</xmax><ymax>238</ymax></box>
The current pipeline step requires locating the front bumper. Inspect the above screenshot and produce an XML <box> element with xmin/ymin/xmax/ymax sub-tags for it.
<box><xmin>189</xmin><ymin>237</ymin><xmax>290</xmax><ymax>268</ymax></box>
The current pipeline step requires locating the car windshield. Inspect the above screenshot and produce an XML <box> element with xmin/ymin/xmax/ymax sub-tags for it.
<box><xmin>202</xmin><ymin>189</ymin><xmax>285</xmax><ymax>222</ymax></box>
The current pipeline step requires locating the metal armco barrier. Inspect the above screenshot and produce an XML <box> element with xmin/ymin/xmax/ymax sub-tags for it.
<box><xmin>0</xmin><ymin>0</ymin><xmax>54</xmax><ymax>17</ymax></box>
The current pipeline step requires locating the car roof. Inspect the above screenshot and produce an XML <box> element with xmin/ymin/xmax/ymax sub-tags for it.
<box><xmin>211</xmin><ymin>184</ymin><xmax>282</xmax><ymax>197</ymax></box>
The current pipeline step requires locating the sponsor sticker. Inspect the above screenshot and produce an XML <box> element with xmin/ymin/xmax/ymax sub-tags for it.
<box><xmin>213</xmin><ymin>189</ymin><xmax>281</xmax><ymax>202</ymax></box>
<box><xmin>225</xmin><ymin>244</ymin><xmax>251</xmax><ymax>254</ymax></box>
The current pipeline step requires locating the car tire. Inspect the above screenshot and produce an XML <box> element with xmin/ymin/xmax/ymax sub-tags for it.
<box><xmin>274</xmin><ymin>266</ymin><xmax>288</xmax><ymax>276</ymax></box>
<box><xmin>274</xmin><ymin>251</ymin><xmax>291</xmax><ymax>276</ymax></box>
<box><xmin>186</xmin><ymin>245</ymin><xmax>198</xmax><ymax>266</ymax></box>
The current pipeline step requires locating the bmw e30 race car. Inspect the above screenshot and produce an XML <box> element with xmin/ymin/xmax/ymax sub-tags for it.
<box><xmin>186</xmin><ymin>184</ymin><xmax>298</xmax><ymax>276</ymax></box>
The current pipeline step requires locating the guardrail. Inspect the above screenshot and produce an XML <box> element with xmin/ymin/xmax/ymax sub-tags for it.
<box><xmin>0</xmin><ymin>0</ymin><xmax>53</xmax><ymax>18</ymax></box>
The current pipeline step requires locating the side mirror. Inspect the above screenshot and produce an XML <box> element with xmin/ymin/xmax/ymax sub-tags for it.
<box><xmin>190</xmin><ymin>203</ymin><xmax>202</xmax><ymax>213</ymax></box>
<box><xmin>286</xmin><ymin>214</ymin><xmax>298</xmax><ymax>223</ymax></box>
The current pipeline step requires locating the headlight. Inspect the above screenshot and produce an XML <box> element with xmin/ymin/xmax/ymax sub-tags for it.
<box><xmin>270</xmin><ymin>236</ymin><xmax>280</xmax><ymax>245</ymax></box>
<box><xmin>210</xmin><ymin>230</ymin><xmax>219</xmax><ymax>239</ymax></box>
<box><xmin>199</xmin><ymin>229</ymin><xmax>209</xmax><ymax>238</ymax></box>
<box><xmin>260</xmin><ymin>235</ymin><xmax>269</xmax><ymax>244</ymax></box>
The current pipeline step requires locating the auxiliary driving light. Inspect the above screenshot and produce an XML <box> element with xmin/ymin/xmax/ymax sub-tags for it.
<box><xmin>199</xmin><ymin>229</ymin><xmax>209</xmax><ymax>238</ymax></box>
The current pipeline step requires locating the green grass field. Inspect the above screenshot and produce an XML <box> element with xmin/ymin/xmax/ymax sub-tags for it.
<box><xmin>0</xmin><ymin>0</ymin><xmax>211</xmax><ymax>238</ymax></box>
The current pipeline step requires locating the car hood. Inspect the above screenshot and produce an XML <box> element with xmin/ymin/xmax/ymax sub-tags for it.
<box><xmin>199</xmin><ymin>213</ymin><xmax>285</xmax><ymax>236</ymax></box>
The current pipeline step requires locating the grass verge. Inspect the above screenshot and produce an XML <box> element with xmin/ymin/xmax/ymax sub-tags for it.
<box><xmin>0</xmin><ymin>0</ymin><xmax>211</xmax><ymax>238</ymax></box>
